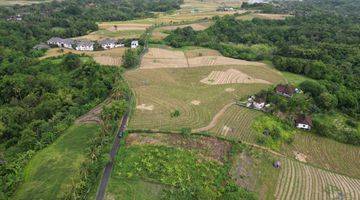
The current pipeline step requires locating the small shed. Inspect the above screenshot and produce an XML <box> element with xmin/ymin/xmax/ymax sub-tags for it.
<box><xmin>295</xmin><ymin>115</ymin><xmax>312</xmax><ymax>130</ymax></box>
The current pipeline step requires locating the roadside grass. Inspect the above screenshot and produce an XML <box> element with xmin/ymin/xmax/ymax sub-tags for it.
<box><xmin>125</xmin><ymin>64</ymin><xmax>284</xmax><ymax>131</ymax></box>
<box><xmin>281</xmin><ymin>131</ymin><xmax>360</xmax><ymax>179</ymax></box>
<box><xmin>210</xmin><ymin>105</ymin><xmax>263</xmax><ymax>143</ymax></box>
<box><xmin>12</xmin><ymin>124</ymin><xmax>101</xmax><ymax>200</ymax></box>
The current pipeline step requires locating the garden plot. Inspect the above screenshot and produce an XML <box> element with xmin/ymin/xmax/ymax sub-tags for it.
<box><xmin>200</xmin><ymin>68</ymin><xmax>271</xmax><ymax>85</ymax></box>
<box><xmin>275</xmin><ymin>159</ymin><xmax>360</xmax><ymax>200</ymax></box>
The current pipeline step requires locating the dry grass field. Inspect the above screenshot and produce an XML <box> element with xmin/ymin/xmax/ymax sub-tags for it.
<box><xmin>282</xmin><ymin>132</ymin><xmax>360</xmax><ymax>179</ymax></box>
<box><xmin>0</xmin><ymin>0</ymin><xmax>50</xmax><ymax>5</ymax></box>
<box><xmin>275</xmin><ymin>159</ymin><xmax>360</xmax><ymax>200</ymax></box>
<box><xmin>237</xmin><ymin>12</ymin><xmax>293</xmax><ymax>21</ymax></box>
<box><xmin>125</xmin><ymin>63</ymin><xmax>284</xmax><ymax>131</ymax></box>
<box><xmin>41</xmin><ymin>48</ymin><xmax>126</xmax><ymax>66</ymax></box>
<box><xmin>210</xmin><ymin>105</ymin><xmax>262</xmax><ymax>143</ymax></box>
<box><xmin>140</xmin><ymin>47</ymin><xmax>269</xmax><ymax>69</ymax></box>
<box><xmin>152</xmin><ymin>21</ymin><xmax>212</xmax><ymax>40</ymax></box>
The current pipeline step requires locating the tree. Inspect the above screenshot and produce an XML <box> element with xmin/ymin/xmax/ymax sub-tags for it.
<box><xmin>62</xmin><ymin>53</ymin><xmax>81</xmax><ymax>70</ymax></box>
<box><xmin>316</xmin><ymin>92</ymin><xmax>338</xmax><ymax>110</ymax></box>
<box><xmin>122</xmin><ymin>49</ymin><xmax>140</xmax><ymax>68</ymax></box>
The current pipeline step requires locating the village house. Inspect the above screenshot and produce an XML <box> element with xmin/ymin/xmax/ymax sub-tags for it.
<box><xmin>7</xmin><ymin>14</ymin><xmax>22</xmax><ymax>21</ymax></box>
<box><xmin>275</xmin><ymin>84</ymin><xmax>297</xmax><ymax>98</ymax></box>
<box><xmin>295</xmin><ymin>115</ymin><xmax>312</xmax><ymax>130</ymax></box>
<box><xmin>33</xmin><ymin>43</ymin><xmax>50</xmax><ymax>50</ymax></box>
<box><xmin>247</xmin><ymin>96</ymin><xmax>266</xmax><ymax>110</ymax></box>
<box><xmin>75</xmin><ymin>40</ymin><xmax>94</xmax><ymax>51</ymax></box>
<box><xmin>99</xmin><ymin>38</ymin><xmax>124</xmax><ymax>50</ymax></box>
<box><xmin>131</xmin><ymin>40</ymin><xmax>139</xmax><ymax>48</ymax></box>
<box><xmin>47</xmin><ymin>37</ymin><xmax>74</xmax><ymax>49</ymax></box>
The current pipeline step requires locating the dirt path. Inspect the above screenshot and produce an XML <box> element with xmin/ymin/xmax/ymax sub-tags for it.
<box><xmin>75</xmin><ymin>99</ymin><xmax>111</xmax><ymax>124</ymax></box>
<box><xmin>192</xmin><ymin>102</ymin><xmax>236</xmax><ymax>133</ymax></box>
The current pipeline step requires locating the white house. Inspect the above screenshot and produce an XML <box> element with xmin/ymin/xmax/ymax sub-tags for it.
<box><xmin>131</xmin><ymin>40</ymin><xmax>139</xmax><ymax>48</ymax></box>
<box><xmin>99</xmin><ymin>38</ymin><xmax>117</xmax><ymax>50</ymax></box>
<box><xmin>47</xmin><ymin>37</ymin><xmax>74</xmax><ymax>49</ymax></box>
<box><xmin>295</xmin><ymin>116</ymin><xmax>312</xmax><ymax>130</ymax></box>
<box><xmin>247</xmin><ymin>96</ymin><xmax>266</xmax><ymax>110</ymax></box>
<box><xmin>75</xmin><ymin>40</ymin><xmax>94</xmax><ymax>51</ymax></box>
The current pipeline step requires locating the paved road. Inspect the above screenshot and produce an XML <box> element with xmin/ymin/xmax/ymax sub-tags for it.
<box><xmin>95</xmin><ymin>112</ymin><xmax>129</xmax><ymax>200</ymax></box>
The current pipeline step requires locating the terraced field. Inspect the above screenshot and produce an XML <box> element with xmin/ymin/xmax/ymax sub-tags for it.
<box><xmin>275</xmin><ymin>159</ymin><xmax>360</xmax><ymax>200</ymax></box>
<box><xmin>282</xmin><ymin>132</ymin><xmax>360</xmax><ymax>178</ymax></box>
<box><xmin>210</xmin><ymin>105</ymin><xmax>262</xmax><ymax>143</ymax></box>
<box><xmin>125</xmin><ymin>64</ymin><xmax>284</xmax><ymax>131</ymax></box>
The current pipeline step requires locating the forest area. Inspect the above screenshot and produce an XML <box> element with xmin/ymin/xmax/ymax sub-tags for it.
<box><xmin>164</xmin><ymin>0</ymin><xmax>360</xmax><ymax>145</ymax></box>
<box><xmin>0</xmin><ymin>0</ymin><xmax>183</xmax><ymax>198</ymax></box>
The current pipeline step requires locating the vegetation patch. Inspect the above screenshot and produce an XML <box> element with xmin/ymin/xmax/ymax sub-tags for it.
<box><xmin>107</xmin><ymin>143</ymin><xmax>255</xmax><ymax>199</ymax></box>
<box><xmin>12</xmin><ymin>124</ymin><xmax>101</xmax><ymax>199</ymax></box>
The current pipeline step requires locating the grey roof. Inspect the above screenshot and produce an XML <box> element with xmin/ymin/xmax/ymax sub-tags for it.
<box><xmin>76</xmin><ymin>40</ymin><xmax>94</xmax><ymax>47</ymax></box>
<box><xmin>99</xmin><ymin>38</ymin><xmax>117</xmax><ymax>45</ymax></box>
<box><xmin>62</xmin><ymin>39</ymin><xmax>75</xmax><ymax>45</ymax></box>
<box><xmin>47</xmin><ymin>37</ymin><xmax>63</xmax><ymax>43</ymax></box>
<box><xmin>33</xmin><ymin>43</ymin><xmax>50</xmax><ymax>50</ymax></box>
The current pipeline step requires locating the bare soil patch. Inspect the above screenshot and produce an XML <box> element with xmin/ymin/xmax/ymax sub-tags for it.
<box><xmin>191</xmin><ymin>100</ymin><xmax>201</xmax><ymax>105</ymax></box>
<box><xmin>200</xmin><ymin>69</ymin><xmax>270</xmax><ymax>85</ymax></box>
<box><xmin>75</xmin><ymin>104</ymin><xmax>104</xmax><ymax>124</ymax></box>
<box><xmin>225</xmin><ymin>88</ymin><xmax>235</xmax><ymax>92</ymax></box>
<box><xmin>136</xmin><ymin>104</ymin><xmax>154</xmax><ymax>111</ymax></box>
<box><xmin>161</xmin><ymin>22</ymin><xmax>212</xmax><ymax>31</ymax></box>
<box><xmin>294</xmin><ymin>151</ymin><xmax>307</xmax><ymax>163</ymax></box>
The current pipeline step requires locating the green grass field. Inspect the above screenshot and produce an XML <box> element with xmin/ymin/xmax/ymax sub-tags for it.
<box><xmin>12</xmin><ymin>124</ymin><xmax>101</xmax><ymax>200</ymax></box>
<box><xmin>125</xmin><ymin>64</ymin><xmax>284</xmax><ymax>131</ymax></box>
<box><xmin>281</xmin><ymin>72</ymin><xmax>314</xmax><ymax>86</ymax></box>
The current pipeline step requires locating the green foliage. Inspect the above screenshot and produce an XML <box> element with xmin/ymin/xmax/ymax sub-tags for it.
<box><xmin>253</xmin><ymin>115</ymin><xmax>294</xmax><ymax>150</ymax></box>
<box><xmin>122</xmin><ymin>48</ymin><xmax>141</xmax><ymax>68</ymax></box>
<box><xmin>170</xmin><ymin>110</ymin><xmax>181</xmax><ymax>118</ymax></box>
<box><xmin>62</xmin><ymin>53</ymin><xmax>81</xmax><ymax>70</ymax></box>
<box><xmin>180</xmin><ymin>127</ymin><xmax>191</xmax><ymax>136</ymax></box>
<box><xmin>114</xmin><ymin>145</ymin><xmax>255</xmax><ymax>199</ymax></box>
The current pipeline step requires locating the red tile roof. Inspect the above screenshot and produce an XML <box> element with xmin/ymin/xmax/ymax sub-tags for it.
<box><xmin>275</xmin><ymin>84</ymin><xmax>296</xmax><ymax>96</ymax></box>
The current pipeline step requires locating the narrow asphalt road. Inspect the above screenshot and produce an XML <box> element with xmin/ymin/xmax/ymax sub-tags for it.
<box><xmin>95</xmin><ymin>112</ymin><xmax>129</xmax><ymax>200</ymax></box>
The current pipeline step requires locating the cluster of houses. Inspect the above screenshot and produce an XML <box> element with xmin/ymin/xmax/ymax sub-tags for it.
<box><xmin>246</xmin><ymin>84</ymin><xmax>312</xmax><ymax>130</ymax></box>
<box><xmin>46</xmin><ymin>37</ymin><xmax>139</xmax><ymax>51</ymax></box>
<box><xmin>6</xmin><ymin>14</ymin><xmax>22</xmax><ymax>21</ymax></box>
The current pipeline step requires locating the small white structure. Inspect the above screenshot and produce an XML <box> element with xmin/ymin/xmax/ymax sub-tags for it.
<box><xmin>75</xmin><ymin>40</ymin><xmax>94</xmax><ymax>51</ymax></box>
<box><xmin>131</xmin><ymin>40</ymin><xmax>139</xmax><ymax>48</ymax></box>
<box><xmin>246</xmin><ymin>96</ymin><xmax>266</xmax><ymax>110</ymax></box>
<box><xmin>295</xmin><ymin>116</ymin><xmax>312</xmax><ymax>130</ymax></box>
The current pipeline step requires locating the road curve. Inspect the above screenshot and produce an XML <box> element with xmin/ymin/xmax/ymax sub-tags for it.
<box><xmin>95</xmin><ymin>112</ymin><xmax>129</xmax><ymax>200</ymax></box>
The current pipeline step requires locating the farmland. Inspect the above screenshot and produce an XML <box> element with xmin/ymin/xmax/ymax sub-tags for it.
<box><xmin>209</xmin><ymin>105</ymin><xmax>263</xmax><ymax>143</ymax></box>
<box><xmin>105</xmin><ymin>133</ymin><xmax>255</xmax><ymax>199</ymax></box>
<box><xmin>125</xmin><ymin>57</ymin><xmax>284</xmax><ymax>131</ymax></box>
<box><xmin>13</xmin><ymin>124</ymin><xmax>101</xmax><ymax>200</ymax></box>
<box><xmin>41</xmin><ymin>48</ymin><xmax>126</xmax><ymax>66</ymax></box>
<box><xmin>282</xmin><ymin>132</ymin><xmax>360</xmax><ymax>178</ymax></box>
<box><xmin>0</xmin><ymin>0</ymin><xmax>49</xmax><ymax>6</ymax></box>
<box><xmin>275</xmin><ymin>159</ymin><xmax>360</xmax><ymax>200</ymax></box>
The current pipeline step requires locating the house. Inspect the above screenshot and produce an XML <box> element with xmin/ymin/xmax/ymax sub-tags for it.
<box><xmin>295</xmin><ymin>115</ymin><xmax>312</xmax><ymax>130</ymax></box>
<box><xmin>131</xmin><ymin>40</ymin><xmax>139</xmax><ymax>48</ymax></box>
<box><xmin>47</xmin><ymin>37</ymin><xmax>63</xmax><ymax>46</ymax></box>
<box><xmin>62</xmin><ymin>39</ymin><xmax>75</xmax><ymax>49</ymax></box>
<box><xmin>99</xmin><ymin>38</ymin><xmax>117</xmax><ymax>50</ymax></box>
<box><xmin>75</xmin><ymin>40</ymin><xmax>94</xmax><ymax>51</ymax></box>
<box><xmin>273</xmin><ymin>161</ymin><xmax>281</xmax><ymax>168</ymax></box>
<box><xmin>246</xmin><ymin>96</ymin><xmax>266</xmax><ymax>110</ymax></box>
<box><xmin>47</xmin><ymin>37</ymin><xmax>74</xmax><ymax>49</ymax></box>
<box><xmin>33</xmin><ymin>43</ymin><xmax>50</xmax><ymax>50</ymax></box>
<box><xmin>275</xmin><ymin>84</ymin><xmax>296</xmax><ymax>97</ymax></box>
